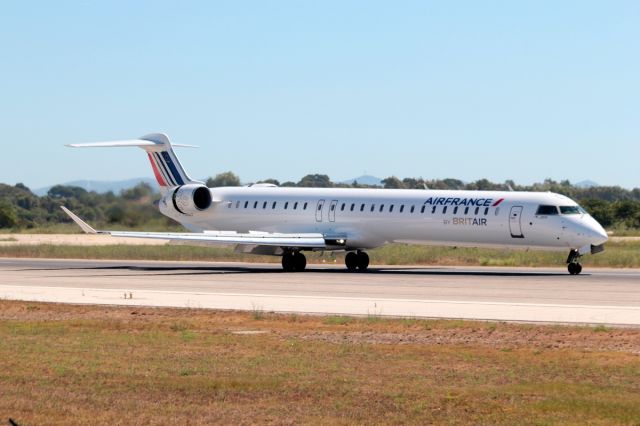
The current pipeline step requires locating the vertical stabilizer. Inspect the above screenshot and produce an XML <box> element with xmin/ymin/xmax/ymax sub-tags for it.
<box><xmin>138</xmin><ymin>133</ymin><xmax>201</xmax><ymax>189</ymax></box>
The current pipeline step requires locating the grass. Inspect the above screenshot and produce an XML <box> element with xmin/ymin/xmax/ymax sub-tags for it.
<box><xmin>1</xmin><ymin>300</ymin><xmax>639</xmax><ymax>424</ymax></box>
<box><xmin>0</xmin><ymin>236</ymin><xmax>17</xmax><ymax>242</ymax></box>
<box><xmin>0</xmin><ymin>240</ymin><xmax>639</xmax><ymax>268</ymax></box>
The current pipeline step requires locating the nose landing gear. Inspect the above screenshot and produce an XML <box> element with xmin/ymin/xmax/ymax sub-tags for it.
<box><xmin>566</xmin><ymin>249</ymin><xmax>583</xmax><ymax>275</ymax></box>
<box><xmin>345</xmin><ymin>251</ymin><xmax>369</xmax><ymax>271</ymax></box>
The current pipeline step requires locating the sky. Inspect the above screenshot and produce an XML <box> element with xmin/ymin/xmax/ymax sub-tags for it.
<box><xmin>1</xmin><ymin>1</ymin><xmax>639</xmax><ymax>189</ymax></box>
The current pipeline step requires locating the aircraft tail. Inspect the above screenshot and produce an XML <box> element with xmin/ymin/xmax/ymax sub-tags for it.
<box><xmin>67</xmin><ymin>133</ymin><xmax>202</xmax><ymax>191</ymax></box>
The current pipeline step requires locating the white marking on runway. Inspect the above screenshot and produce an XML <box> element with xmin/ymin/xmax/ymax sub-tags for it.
<box><xmin>3</xmin><ymin>284</ymin><xmax>640</xmax><ymax>326</ymax></box>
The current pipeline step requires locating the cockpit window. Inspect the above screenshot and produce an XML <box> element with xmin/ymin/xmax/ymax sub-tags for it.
<box><xmin>536</xmin><ymin>205</ymin><xmax>558</xmax><ymax>215</ymax></box>
<box><xmin>560</xmin><ymin>205</ymin><xmax>586</xmax><ymax>215</ymax></box>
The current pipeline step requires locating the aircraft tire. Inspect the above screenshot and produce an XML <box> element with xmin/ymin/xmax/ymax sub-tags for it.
<box><xmin>568</xmin><ymin>263</ymin><xmax>582</xmax><ymax>275</ymax></box>
<box><xmin>282</xmin><ymin>253</ymin><xmax>295</xmax><ymax>272</ymax></box>
<box><xmin>294</xmin><ymin>252</ymin><xmax>307</xmax><ymax>271</ymax></box>
<box><xmin>357</xmin><ymin>251</ymin><xmax>369</xmax><ymax>271</ymax></box>
<box><xmin>345</xmin><ymin>252</ymin><xmax>358</xmax><ymax>271</ymax></box>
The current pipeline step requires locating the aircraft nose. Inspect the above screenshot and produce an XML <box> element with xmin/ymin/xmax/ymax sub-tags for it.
<box><xmin>585</xmin><ymin>217</ymin><xmax>608</xmax><ymax>246</ymax></box>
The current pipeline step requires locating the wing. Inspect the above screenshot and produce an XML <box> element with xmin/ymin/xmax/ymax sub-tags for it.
<box><xmin>60</xmin><ymin>206</ymin><xmax>327</xmax><ymax>249</ymax></box>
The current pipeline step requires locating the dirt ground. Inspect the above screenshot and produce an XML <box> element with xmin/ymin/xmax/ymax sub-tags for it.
<box><xmin>2</xmin><ymin>301</ymin><xmax>639</xmax><ymax>354</ymax></box>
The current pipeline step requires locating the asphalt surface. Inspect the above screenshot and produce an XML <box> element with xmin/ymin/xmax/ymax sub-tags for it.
<box><xmin>1</xmin><ymin>258</ymin><xmax>639</xmax><ymax>325</ymax></box>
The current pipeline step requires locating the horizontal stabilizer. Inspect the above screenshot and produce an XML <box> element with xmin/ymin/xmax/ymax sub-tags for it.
<box><xmin>65</xmin><ymin>133</ymin><xmax>201</xmax><ymax>189</ymax></box>
<box><xmin>66</xmin><ymin>141</ymin><xmax>197</xmax><ymax>148</ymax></box>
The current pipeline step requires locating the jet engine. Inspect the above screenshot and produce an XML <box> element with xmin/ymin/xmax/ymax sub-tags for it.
<box><xmin>165</xmin><ymin>184</ymin><xmax>212</xmax><ymax>215</ymax></box>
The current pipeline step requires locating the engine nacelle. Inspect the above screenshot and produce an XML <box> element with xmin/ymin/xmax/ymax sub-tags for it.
<box><xmin>165</xmin><ymin>184</ymin><xmax>212</xmax><ymax>215</ymax></box>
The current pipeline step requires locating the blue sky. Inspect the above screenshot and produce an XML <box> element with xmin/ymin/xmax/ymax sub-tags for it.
<box><xmin>1</xmin><ymin>1</ymin><xmax>638</xmax><ymax>189</ymax></box>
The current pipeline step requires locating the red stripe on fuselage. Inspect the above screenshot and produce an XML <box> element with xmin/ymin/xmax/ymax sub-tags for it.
<box><xmin>147</xmin><ymin>153</ymin><xmax>167</xmax><ymax>186</ymax></box>
<box><xmin>492</xmin><ymin>198</ymin><xmax>505</xmax><ymax>207</ymax></box>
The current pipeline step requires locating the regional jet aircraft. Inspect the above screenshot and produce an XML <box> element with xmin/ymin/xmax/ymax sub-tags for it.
<box><xmin>62</xmin><ymin>133</ymin><xmax>608</xmax><ymax>274</ymax></box>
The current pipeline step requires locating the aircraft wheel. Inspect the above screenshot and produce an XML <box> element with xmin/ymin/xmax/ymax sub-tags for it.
<box><xmin>294</xmin><ymin>252</ymin><xmax>307</xmax><ymax>271</ymax></box>
<box><xmin>568</xmin><ymin>263</ymin><xmax>582</xmax><ymax>275</ymax></box>
<box><xmin>357</xmin><ymin>251</ymin><xmax>369</xmax><ymax>271</ymax></box>
<box><xmin>345</xmin><ymin>252</ymin><xmax>358</xmax><ymax>271</ymax></box>
<box><xmin>282</xmin><ymin>253</ymin><xmax>295</xmax><ymax>272</ymax></box>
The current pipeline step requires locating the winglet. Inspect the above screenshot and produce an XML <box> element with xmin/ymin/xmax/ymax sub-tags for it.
<box><xmin>60</xmin><ymin>206</ymin><xmax>99</xmax><ymax>234</ymax></box>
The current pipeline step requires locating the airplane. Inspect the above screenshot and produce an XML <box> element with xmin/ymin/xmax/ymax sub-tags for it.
<box><xmin>62</xmin><ymin>133</ymin><xmax>608</xmax><ymax>275</ymax></box>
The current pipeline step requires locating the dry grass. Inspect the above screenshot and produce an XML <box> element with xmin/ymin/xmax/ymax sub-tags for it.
<box><xmin>1</xmin><ymin>300</ymin><xmax>639</xmax><ymax>425</ymax></box>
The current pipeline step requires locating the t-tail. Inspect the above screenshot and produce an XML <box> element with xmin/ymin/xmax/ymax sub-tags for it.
<box><xmin>66</xmin><ymin>133</ymin><xmax>202</xmax><ymax>193</ymax></box>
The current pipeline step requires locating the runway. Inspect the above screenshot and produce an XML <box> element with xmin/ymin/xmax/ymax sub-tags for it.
<box><xmin>1</xmin><ymin>258</ymin><xmax>639</xmax><ymax>326</ymax></box>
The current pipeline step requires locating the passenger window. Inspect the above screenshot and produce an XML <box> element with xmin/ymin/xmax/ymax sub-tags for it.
<box><xmin>379</xmin><ymin>204</ymin><xmax>384</xmax><ymax>212</ymax></box>
<box><xmin>371</xmin><ymin>204</ymin><xmax>375</xmax><ymax>212</ymax></box>
<box><xmin>464</xmin><ymin>207</ymin><xmax>469</xmax><ymax>215</ymax></box>
<box><xmin>421</xmin><ymin>205</ymin><xmax>426</xmax><ymax>213</ymax></box>
<box><xmin>340</xmin><ymin>203</ymin><xmax>345</xmax><ymax>211</ymax></box>
<box><xmin>254</xmin><ymin>201</ymin><xmax>258</xmax><ymax>209</ymax></box>
<box><xmin>410</xmin><ymin>205</ymin><xmax>415</xmax><ymax>213</ymax></box>
<box><xmin>318</xmin><ymin>204</ymin><xmax>322</xmax><ymax>211</ymax></box>
<box><xmin>474</xmin><ymin>207</ymin><xmax>479</xmax><ymax>215</ymax></box>
<box><xmin>263</xmin><ymin>201</ymin><xmax>267</xmax><ymax>209</ymax></box>
<box><xmin>236</xmin><ymin>201</ymin><xmax>240</xmax><ymax>208</ymax></box>
<box><xmin>431</xmin><ymin>206</ymin><xmax>436</xmax><ymax>214</ymax></box>
<box><xmin>244</xmin><ymin>201</ymin><xmax>249</xmax><ymax>209</ymax></box>
<box><xmin>484</xmin><ymin>207</ymin><xmax>489</xmax><ymax>215</ymax></box>
<box><xmin>453</xmin><ymin>207</ymin><xmax>458</xmax><ymax>214</ymax></box>
<box><xmin>443</xmin><ymin>206</ymin><xmax>448</xmax><ymax>214</ymax></box>
<box><xmin>284</xmin><ymin>202</ymin><xmax>288</xmax><ymax>209</ymax></box>
<box><xmin>360</xmin><ymin>204</ymin><xmax>365</xmax><ymax>212</ymax></box>
<box><xmin>350</xmin><ymin>203</ymin><xmax>355</xmax><ymax>211</ymax></box>
<box><xmin>293</xmin><ymin>202</ymin><xmax>298</xmax><ymax>210</ymax></box>
<box><xmin>400</xmin><ymin>205</ymin><xmax>404</xmax><ymax>213</ymax></box>
<box><xmin>303</xmin><ymin>202</ymin><xmax>308</xmax><ymax>210</ymax></box>
<box><xmin>272</xmin><ymin>202</ymin><xmax>277</xmax><ymax>209</ymax></box>
<box><xmin>536</xmin><ymin>205</ymin><xmax>559</xmax><ymax>215</ymax></box>
<box><xmin>389</xmin><ymin>205</ymin><xmax>394</xmax><ymax>212</ymax></box>
<box><xmin>331</xmin><ymin>204</ymin><xmax>335</xmax><ymax>211</ymax></box>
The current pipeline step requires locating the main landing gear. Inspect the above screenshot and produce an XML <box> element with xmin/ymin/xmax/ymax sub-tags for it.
<box><xmin>345</xmin><ymin>251</ymin><xmax>369</xmax><ymax>272</ymax></box>
<box><xmin>282</xmin><ymin>251</ymin><xmax>307</xmax><ymax>272</ymax></box>
<box><xmin>566</xmin><ymin>249</ymin><xmax>583</xmax><ymax>275</ymax></box>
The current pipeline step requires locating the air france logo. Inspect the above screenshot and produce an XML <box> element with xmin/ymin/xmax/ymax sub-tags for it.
<box><xmin>425</xmin><ymin>197</ymin><xmax>505</xmax><ymax>227</ymax></box>
<box><xmin>423</xmin><ymin>197</ymin><xmax>505</xmax><ymax>207</ymax></box>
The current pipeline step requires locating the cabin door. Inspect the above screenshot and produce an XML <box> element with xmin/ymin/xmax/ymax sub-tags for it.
<box><xmin>316</xmin><ymin>200</ymin><xmax>325</xmax><ymax>222</ymax></box>
<box><xmin>328</xmin><ymin>200</ymin><xmax>338</xmax><ymax>222</ymax></box>
<box><xmin>509</xmin><ymin>206</ymin><xmax>524</xmax><ymax>238</ymax></box>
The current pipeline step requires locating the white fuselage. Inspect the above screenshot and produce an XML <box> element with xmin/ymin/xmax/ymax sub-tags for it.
<box><xmin>161</xmin><ymin>186</ymin><xmax>608</xmax><ymax>252</ymax></box>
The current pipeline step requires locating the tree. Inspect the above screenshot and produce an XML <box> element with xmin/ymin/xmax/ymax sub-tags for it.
<box><xmin>297</xmin><ymin>174</ymin><xmax>333</xmax><ymax>188</ymax></box>
<box><xmin>613</xmin><ymin>200</ymin><xmax>640</xmax><ymax>228</ymax></box>
<box><xmin>381</xmin><ymin>176</ymin><xmax>405</xmax><ymax>189</ymax></box>
<box><xmin>47</xmin><ymin>185</ymin><xmax>89</xmax><ymax>199</ymax></box>
<box><xmin>0</xmin><ymin>202</ymin><xmax>18</xmax><ymax>228</ymax></box>
<box><xmin>206</xmin><ymin>172</ymin><xmax>241</xmax><ymax>187</ymax></box>
<box><xmin>121</xmin><ymin>182</ymin><xmax>154</xmax><ymax>200</ymax></box>
<box><xmin>581</xmin><ymin>199</ymin><xmax>614</xmax><ymax>228</ymax></box>
<box><xmin>257</xmin><ymin>178</ymin><xmax>280</xmax><ymax>186</ymax></box>
<box><xmin>441</xmin><ymin>178</ymin><xmax>465</xmax><ymax>189</ymax></box>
